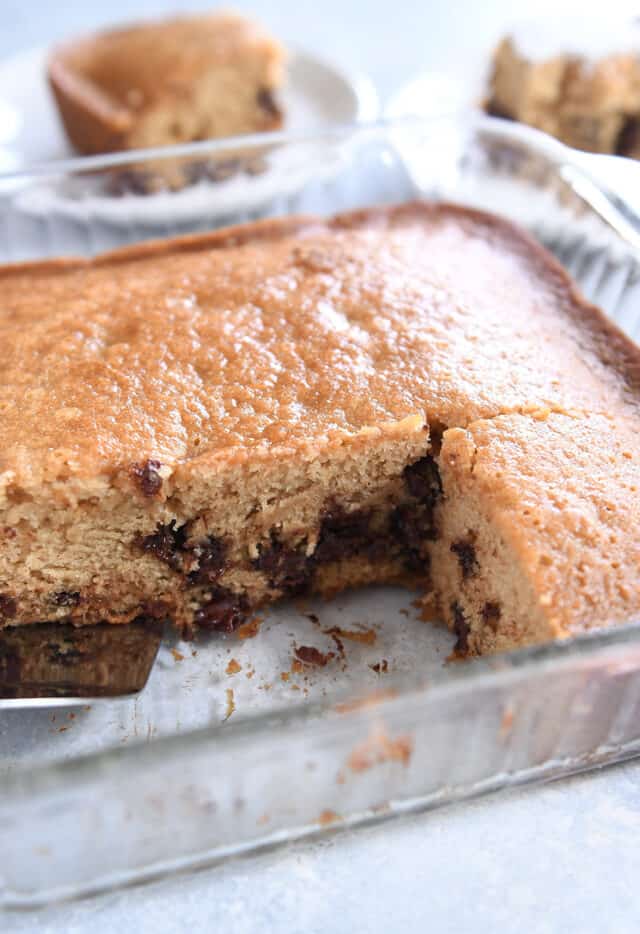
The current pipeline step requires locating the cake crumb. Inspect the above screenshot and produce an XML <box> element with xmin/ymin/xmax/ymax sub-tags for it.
<box><xmin>324</xmin><ymin>626</ymin><xmax>376</xmax><ymax>646</ymax></box>
<box><xmin>295</xmin><ymin>645</ymin><xmax>334</xmax><ymax>667</ymax></box>
<box><xmin>369</xmin><ymin>659</ymin><xmax>388</xmax><ymax>674</ymax></box>
<box><xmin>171</xmin><ymin>647</ymin><xmax>184</xmax><ymax>662</ymax></box>
<box><xmin>500</xmin><ymin>706</ymin><xmax>515</xmax><ymax>739</ymax></box>
<box><xmin>223</xmin><ymin>688</ymin><xmax>235</xmax><ymax>721</ymax></box>
<box><xmin>280</xmin><ymin>671</ymin><xmax>290</xmax><ymax>682</ymax></box>
<box><xmin>335</xmin><ymin>688</ymin><xmax>398</xmax><ymax>714</ymax></box>
<box><xmin>415</xmin><ymin>601</ymin><xmax>436</xmax><ymax>623</ymax></box>
<box><xmin>226</xmin><ymin>657</ymin><xmax>242</xmax><ymax>676</ymax></box>
<box><xmin>318</xmin><ymin>809</ymin><xmax>341</xmax><ymax>826</ymax></box>
<box><xmin>237</xmin><ymin>616</ymin><xmax>263</xmax><ymax>640</ymax></box>
<box><xmin>347</xmin><ymin>727</ymin><xmax>413</xmax><ymax>773</ymax></box>
<box><xmin>325</xmin><ymin>629</ymin><xmax>345</xmax><ymax>656</ymax></box>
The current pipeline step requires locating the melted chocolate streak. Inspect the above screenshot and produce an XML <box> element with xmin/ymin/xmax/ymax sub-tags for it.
<box><xmin>136</xmin><ymin>456</ymin><xmax>443</xmax><ymax>634</ymax></box>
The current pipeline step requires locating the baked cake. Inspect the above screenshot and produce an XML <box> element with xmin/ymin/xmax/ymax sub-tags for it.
<box><xmin>0</xmin><ymin>203</ymin><xmax>638</xmax><ymax>655</ymax></box>
<box><xmin>47</xmin><ymin>12</ymin><xmax>285</xmax><ymax>156</ymax></box>
<box><xmin>486</xmin><ymin>36</ymin><xmax>640</xmax><ymax>157</ymax></box>
<box><xmin>0</xmin><ymin>620</ymin><xmax>161</xmax><ymax>698</ymax></box>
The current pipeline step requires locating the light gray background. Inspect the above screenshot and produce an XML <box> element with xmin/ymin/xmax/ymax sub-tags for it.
<box><xmin>3</xmin><ymin>1</ymin><xmax>640</xmax><ymax>931</ymax></box>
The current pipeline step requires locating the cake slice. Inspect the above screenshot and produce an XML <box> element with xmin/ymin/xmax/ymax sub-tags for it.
<box><xmin>0</xmin><ymin>203</ymin><xmax>638</xmax><ymax>653</ymax></box>
<box><xmin>486</xmin><ymin>36</ymin><xmax>640</xmax><ymax>156</ymax></box>
<box><xmin>432</xmin><ymin>411</ymin><xmax>640</xmax><ymax>655</ymax></box>
<box><xmin>47</xmin><ymin>11</ymin><xmax>285</xmax><ymax>156</ymax></box>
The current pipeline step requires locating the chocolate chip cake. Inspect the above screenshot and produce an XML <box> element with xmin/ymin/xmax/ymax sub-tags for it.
<box><xmin>48</xmin><ymin>11</ymin><xmax>285</xmax><ymax>157</ymax></box>
<box><xmin>485</xmin><ymin>36</ymin><xmax>640</xmax><ymax>157</ymax></box>
<box><xmin>1</xmin><ymin>204</ymin><xmax>639</xmax><ymax>654</ymax></box>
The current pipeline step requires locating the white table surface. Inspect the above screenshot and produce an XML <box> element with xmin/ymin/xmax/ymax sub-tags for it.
<box><xmin>3</xmin><ymin>1</ymin><xmax>640</xmax><ymax>931</ymax></box>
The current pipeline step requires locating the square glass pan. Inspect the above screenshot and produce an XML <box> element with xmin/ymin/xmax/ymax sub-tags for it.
<box><xmin>2</xmin><ymin>115</ymin><xmax>640</xmax><ymax>909</ymax></box>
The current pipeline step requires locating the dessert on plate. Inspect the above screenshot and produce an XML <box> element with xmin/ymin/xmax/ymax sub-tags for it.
<box><xmin>0</xmin><ymin>203</ymin><xmax>638</xmax><ymax>655</ymax></box>
<box><xmin>48</xmin><ymin>11</ymin><xmax>285</xmax><ymax>156</ymax></box>
<box><xmin>486</xmin><ymin>36</ymin><xmax>640</xmax><ymax>157</ymax></box>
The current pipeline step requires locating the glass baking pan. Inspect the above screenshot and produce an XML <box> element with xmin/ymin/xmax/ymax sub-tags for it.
<box><xmin>2</xmin><ymin>114</ymin><xmax>640</xmax><ymax>909</ymax></box>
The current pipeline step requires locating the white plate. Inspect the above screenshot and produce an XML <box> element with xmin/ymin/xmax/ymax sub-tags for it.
<box><xmin>0</xmin><ymin>45</ymin><xmax>378</xmax><ymax>224</ymax></box>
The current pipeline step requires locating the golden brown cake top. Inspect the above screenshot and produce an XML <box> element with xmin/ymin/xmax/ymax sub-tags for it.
<box><xmin>1</xmin><ymin>203</ymin><xmax>639</xmax><ymax>491</ymax></box>
<box><xmin>443</xmin><ymin>410</ymin><xmax>640</xmax><ymax>637</ymax></box>
<box><xmin>48</xmin><ymin>11</ymin><xmax>284</xmax><ymax>114</ymax></box>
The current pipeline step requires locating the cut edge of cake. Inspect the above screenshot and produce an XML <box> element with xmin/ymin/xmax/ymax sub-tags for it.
<box><xmin>0</xmin><ymin>415</ymin><xmax>439</xmax><ymax>635</ymax></box>
<box><xmin>0</xmin><ymin>202</ymin><xmax>639</xmax><ymax>655</ymax></box>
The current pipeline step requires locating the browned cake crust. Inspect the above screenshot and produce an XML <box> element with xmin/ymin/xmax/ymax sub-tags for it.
<box><xmin>47</xmin><ymin>11</ymin><xmax>285</xmax><ymax>157</ymax></box>
<box><xmin>485</xmin><ymin>36</ymin><xmax>640</xmax><ymax>157</ymax></box>
<box><xmin>1</xmin><ymin>202</ymin><xmax>639</xmax><ymax>653</ymax></box>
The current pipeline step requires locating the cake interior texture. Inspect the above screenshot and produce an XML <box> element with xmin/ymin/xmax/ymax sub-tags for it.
<box><xmin>0</xmin><ymin>203</ymin><xmax>638</xmax><ymax>655</ymax></box>
<box><xmin>47</xmin><ymin>11</ymin><xmax>285</xmax><ymax>156</ymax></box>
<box><xmin>486</xmin><ymin>36</ymin><xmax>640</xmax><ymax>157</ymax></box>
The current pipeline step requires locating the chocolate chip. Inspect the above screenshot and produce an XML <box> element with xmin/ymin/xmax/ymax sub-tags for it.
<box><xmin>428</xmin><ymin>425</ymin><xmax>444</xmax><ymax>456</ymax></box>
<box><xmin>390</xmin><ymin>504</ymin><xmax>436</xmax><ymax>569</ymax></box>
<box><xmin>253</xmin><ymin>534</ymin><xmax>311</xmax><ymax>595</ymax></box>
<box><xmin>451</xmin><ymin>601</ymin><xmax>470</xmax><ymax>655</ymax></box>
<box><xmin>52</xmin><ymin>591</ymin><xmax>81</xmax><ymax>608</ymax></box>
<box><xmin>615</xmin><ymin>117</ymin><xmax>640</xmax><ymax>156</ymax></box>
<box><xmin>131</xmin><ymin>459</ymin><xmax>163</xmax><ymax>497</ymax></box>
<box><xmin>404</xmin><ymin>456</ymin><xmax>443</xmax><ymax>509</ymax></box>
<box><xmin>140</xmin><ymin>600</ymin><xmax>170</xmax><ymax>620</ymax></box>
<box><xmin>295</xmin><ymin>645</ymin><xmax>332</xmax><ymax>667</ymax></box>
<box><xmin>0</xmin><ymin>645</ymin><xmax>20</xmax><ymax>683</ymax></box>
<box><xmin>257</xmin><ymin>87</ymin><xmax>281</xmax><ymax>119</ymax></box>
<box><xmin>193</xmin><ymin>589</ymin><xmax>248</xmax><ymax>634</ymax></box>
<box><xmin>0</xmin><ymin>594</ymin><xmax>17</xmax><ymax>619</ymax></box>
<box><xmin>451</xmin><ymin>540</ymin><xmax>478</xmax><ymax>579</ymax></box>
<box><xmin>482</xmin><ymin>601</ymin><xmax>502</xmax><ymax>631</ymax></box>
<box><xmin>188</xmin><ymin>536</ymin><xmax>227</xmax><ymax>586</ymax></box>
<box><xmin>314</xmin><ymin>507</ymin><xmax>384</xmax><ymax>564</ymax></box>
<box><xmin>390</xmin><ymin>505</ymin><xmax>423</xmax><ymax>554</ymax></box>
<box><xmin>137</xmin><ymin>520</ymin><xmax>187</xmax><ymax>571</ymax></box>
<box><xmin>485</xmin><ymin>99</ymin><xmax>514</xmax><ymax>121</ymax></box>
